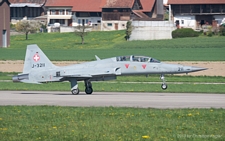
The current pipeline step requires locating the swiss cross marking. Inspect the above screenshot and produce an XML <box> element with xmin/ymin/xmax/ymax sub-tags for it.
<box><xmin>125</xmin><ymin>64</ymin><xmax>129</xmax><ymax>68</ymax></box>
<box><xmin>33</xmin><ymin>54</ymin><xmax>40</xmax><ymax>62</ymax></box>
<box><xmin>142</xmin><ymin>64</ymin><xmax>147</xmax><ymax>69</ymax></box>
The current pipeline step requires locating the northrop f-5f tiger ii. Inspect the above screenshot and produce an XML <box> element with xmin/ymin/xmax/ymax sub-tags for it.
<box><xmin>13</xmin><ymin>44</ymin><xmax>207</xmax><ymax>95</ymax></box>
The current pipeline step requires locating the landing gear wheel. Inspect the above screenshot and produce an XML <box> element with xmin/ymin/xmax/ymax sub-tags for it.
<box><xmin>161</xmin><ymin>83</ymin><xmax>167</xmax><ymax>90</ymax></box>
<box><xmin>84</xmin><ymin>80</ymin><xmax>93</xmax><ymax>94</ymax></box>
<box><xmin>85</xmin><ymin>87</ymin><xmax>93</xmax><ymax>94</ymax></box>
<box><xmin>71</xmin><ymin>89</ymin><xmax>80</xmax><ymax>95</ymax></box>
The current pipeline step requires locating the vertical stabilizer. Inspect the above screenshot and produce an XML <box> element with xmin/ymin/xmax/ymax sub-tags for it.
<box><xmin>23</xmin><ymin>44</ymin><xmax>57</xmax><ymax>74</ymax></box>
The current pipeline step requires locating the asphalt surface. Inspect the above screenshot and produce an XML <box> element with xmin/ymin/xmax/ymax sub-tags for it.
<box><xmin>0</xmin><ymin>91</ymin><xmax>224</xmax><ymax>108</ymax></box>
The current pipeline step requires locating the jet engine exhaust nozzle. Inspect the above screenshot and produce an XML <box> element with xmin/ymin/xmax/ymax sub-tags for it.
<box><xmin>12</xmin><ymin>74</ymin><xmax>29</xmax><ymax>82</ymax></box>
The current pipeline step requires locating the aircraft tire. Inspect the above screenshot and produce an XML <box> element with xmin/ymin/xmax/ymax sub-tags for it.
<box><xmin>85</xmin><ymin>87</ymin><xmax>93</xmax><ymax>94</ymax></box>
<box><xmin>161</xmin><ymin>84</ymin><xmax>167</xmax><ymax>90</ymax></box>
<box><xmin>71</xmin><ymin>89</ymin><xmax>79</xmax><ymax>95</ymax></box>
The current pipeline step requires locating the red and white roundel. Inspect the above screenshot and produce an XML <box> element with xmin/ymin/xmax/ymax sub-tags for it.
<box><xmin>33</xmin><ymin>54</ymin><xmax>40</xmax><ymax>62</ymax></box>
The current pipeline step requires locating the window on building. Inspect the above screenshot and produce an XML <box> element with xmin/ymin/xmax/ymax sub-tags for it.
<box><xmin>66</xmin><ymin>9</ymin><xmax>71</xmax><ymax>15</ymax></box>
<box><xmin>59</xmin><ymin>19</ymin><xmax>65</xmax><ymax>24</ymax></box>
<box><xmin>107</xmin><ymin>23</ymin><xmax>112</xmax><ymax>26</ymax></box>
<box><xmin>181</xmin><ymin>20</ymin><xmax>184</xmax><ymax>24</ymax></box>
<box><xmin>78</xmin><ymin>19</ymin><xmax>81</xmax><ymax>24</ymax></box>
<box><xmin>50</xmin><ymin>10</ymin><xmax>55</xmax><ymax>15</ymax></box>
<box><xmin>59</xmin><ymin>10</ymin><xmax>63</xmax><ymax>15</ymax></box>
<box><xmin>223</xmin><ymin>5</ymin><xmax>225</xmax><ymax>13</ymax></box>
<box><xmin>79</xmin><ymin>12</ymin><xmax>89</xmax><ymax>17</ymax></box>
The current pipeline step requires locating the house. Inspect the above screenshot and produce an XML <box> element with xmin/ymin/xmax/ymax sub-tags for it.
<box><xmin>45</xmin><ymin>0</ymin><xmax>106</xmax><ymax>32</ymax></box>
<box><xmin>167</xmin><ymin>0</ymin><xmax>225</xmax><ymax>30</ymax></box>
<box><xmin>9</xmin><ymin>0</ymin><xmax>46</xmax><ymax>24</ymax></box>
<box><xmin>45</xmin><ymin>0</ymin><xmax>164</xmax><ymax>32</ymax></box>
<box><xmin>0</xmin><ymin>0</ymin><xmax>10</xmax><ymax>47</ymax></box>
<box><xmin>101</xmin><ymin>0</ymin><xmax>164</xmax><ymax>31</ymax></box>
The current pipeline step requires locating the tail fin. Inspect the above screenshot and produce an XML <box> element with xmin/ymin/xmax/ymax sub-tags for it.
<box><xmin>23</xmin><ymin>44</ymin><xmax>57</xmax><ymax>74</ymax></box>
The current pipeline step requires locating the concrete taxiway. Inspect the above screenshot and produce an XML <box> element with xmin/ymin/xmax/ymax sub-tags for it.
<box><xmin>0</xmin><ymin>91</ymin><xmax>224</xmax><ymax>108</ymax></box>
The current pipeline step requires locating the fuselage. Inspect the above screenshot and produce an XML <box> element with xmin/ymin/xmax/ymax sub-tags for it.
<box><xmin>12</xmin><ymin>45</ymin><xmax>208</xmax><ymax>94</ymax></box>
<box><xmin>13</xmin><ymin>55</ymin><xmax>206</xmax><ymax>83</ymax></box>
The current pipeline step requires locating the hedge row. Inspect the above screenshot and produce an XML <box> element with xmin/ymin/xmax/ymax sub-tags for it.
<box><xmin>172</xmin><ymin>28</ymin><xmax>199</xmax><ymax>38</ymax></box>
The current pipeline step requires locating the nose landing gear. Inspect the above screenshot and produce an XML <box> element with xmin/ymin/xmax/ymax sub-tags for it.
<box><xmin>70</xmin><ymin>78</ymin><xmax>80</xmax><ymax>95</ymax></box>
<box><xmin>160</xmin><ymin>74</ymin><xmax>167</xmax><ymax>90</ymax></box>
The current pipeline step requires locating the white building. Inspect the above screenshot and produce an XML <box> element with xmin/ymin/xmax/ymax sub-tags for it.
<box><xmin>45</xmin><ymin>0</ymin><xmax>105</xmax><ymax>32</ymax></box>
<box><xmin>168</xmin><ymin>0</ymin><xmax>225</xmax><ymax>30</ymax></box>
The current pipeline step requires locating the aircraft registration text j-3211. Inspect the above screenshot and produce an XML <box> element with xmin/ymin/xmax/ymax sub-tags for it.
<box><xmin>12</xmin><ymin>44</ymin><xmax>207</xmax><ymax>95</ymax></box>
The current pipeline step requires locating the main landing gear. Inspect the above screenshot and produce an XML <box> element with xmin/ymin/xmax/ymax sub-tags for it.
<box><xmin>70</xmin><ymin>79</ymin><xmax>93</xmax><ymax>95</ymax></box>
<box><xmin>160</xmin><ymin>74</ymin><xmax>167</xmax><ymax>90</ymax></box>
<box><xmin>84</xmin><ymin>80</ymin><xmax>93</xmax><ymax>94</ymax></box>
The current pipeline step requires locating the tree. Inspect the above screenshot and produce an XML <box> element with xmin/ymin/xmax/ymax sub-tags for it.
<box><xmin>125</xmin><ymin>20</ymin><xmax>133</xmax><ymax>41</ymax></box>
<box><xmin>74</xmin><ymin>25</ymin><xmax>91</xmax><ymax>44</ymax></box>
<box><xmin>15</xmin><ymin>20</ymin><xmax>40</xmax><ymax>40</ymax></box>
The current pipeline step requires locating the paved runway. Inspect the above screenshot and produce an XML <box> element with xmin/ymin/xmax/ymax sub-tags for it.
<box><xmin>0</xmin><ymin>91</ymin><xmax>224</xmax><ymax>108</ymax></box>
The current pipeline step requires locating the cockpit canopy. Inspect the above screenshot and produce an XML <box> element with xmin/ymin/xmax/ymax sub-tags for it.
<box><xmin>116</xmin><ymin>55</ymin><xmax>160</xmax><ymax>63</ymax></box>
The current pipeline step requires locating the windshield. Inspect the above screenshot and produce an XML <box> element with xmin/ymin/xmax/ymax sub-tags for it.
<box><xmin>116</xmin><ymin>55</ymin><xmax>160</xmax><ymax>63</ymax></box>
<box><xmin>150</xmin><ymin>58</ymin><xmax>160</xmax><ymax>63</ymax></box>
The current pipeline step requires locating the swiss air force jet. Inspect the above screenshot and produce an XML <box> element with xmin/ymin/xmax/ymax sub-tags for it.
<box><xmin>13</xmin><ymin>44</ymin><xmax>207</xmax><ymax>95</ymax></box>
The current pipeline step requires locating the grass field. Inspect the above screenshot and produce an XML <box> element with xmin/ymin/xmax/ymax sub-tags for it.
<box><xmin>0</xmin><ymin>31</ymin><xmax>225</xmax><ymax>140</ymax></box>
<box><xmin>0</xmin><ymin>81</ymin><xmax>225</xmax><ymax>93</ymax></box>
<box><xmin>0</xmin><ymin>106</ymin><xmax>224</xmax><ymax>141</ymax></box>
<box><xmin>0</xmin><ymin>31</ymin><xmax>225</xmax><ymax>61</ymax></box>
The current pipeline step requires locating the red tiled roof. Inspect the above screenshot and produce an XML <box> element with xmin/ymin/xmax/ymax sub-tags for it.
<box><xmin>45</xmin><ymin>0</ymin><xmax>154</xmax><ymax>12</ymax></box>
<box><xmin>103</xmin><ymin>0</ymin><xmax>155</xmax><ymax>12</ymax></box>
<box><xmin>45</xmin><ymin>0</ymin><xmax>72</xmax><ymax>7</ymax></box>
<box><xmin>140</xmin><ymin>0</ymin><xmax>155</xmax><ymax>12</ymax></box>
<box><xmin>9</xmin><ymin>0</ymin><xmax>46</xmax><ymax>4</ymax></box>
<box><xmin>168</xmin><ymin>0</ymin><xmax>225</xmax><ymax>4</ymax></box>
<box><xmin>104</xmin><ymin>0</ymin><xmax>135</xmax><ymax>8</ymax></box>
<box><xmin>45</xmin><ymin>0</ymin><xmax>106</xmax><ymax>12</ymax></box>
<box><xmin>72</xmin><ymin>0</ymin><xmax>106</xmax><ymax>12</ymax></box>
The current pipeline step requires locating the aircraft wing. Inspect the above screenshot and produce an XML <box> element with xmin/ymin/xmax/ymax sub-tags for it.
<box><xmin>60</xmin><ymin>74</ymin><xmax>92</xmax><ymax>78</ymax></box>
<box><xmin>21</xmin><ymin>80</ymin><xmax>42</xmax><ymax>84</ymax></box>
<box><xmin>58</xmin><ymin>67</ymin><xmax>121</xmax><ymax>79</ymax></box>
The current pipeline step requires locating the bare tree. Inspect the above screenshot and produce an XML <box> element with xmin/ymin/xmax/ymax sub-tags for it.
<box><xmin>74</xmin><ymin>25</ymin><xmax>91</xmax><ymax>44</ymax></box>
<box><xmin>15</xmin><ymin>20</ymin><xmax>40</xmax><ymax>40</ymax></box>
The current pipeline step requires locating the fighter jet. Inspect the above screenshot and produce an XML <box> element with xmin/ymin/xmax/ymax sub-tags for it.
<box><xmin>12</xmin><ymin>44</ymin><xmax>207</xmax><ymax>95</ymax></box>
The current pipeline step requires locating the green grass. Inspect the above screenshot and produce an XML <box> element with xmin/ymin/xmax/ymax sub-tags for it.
<box><xmin>0</xmin><ymin>31</ymin><xmax>225</xmax><ymax>61</ymax></box>
<box><xmin>0</xmin><ymin>82</ymin><xmax>224</xmax><ymax>93</ymax></box>
<box><xmin>1</xmin><ymin>31</ymin><xmax>225</xmax><ymax>141</ymax></box>
<box><xmin>0</xmin><ymin>106</ymin><xmax>224</xmax><ymax>141</ymax></box>
<box><xmin>0</xmin><ymin>72</ymin><xmax>18</xmax><ymax>80</ymax></box>
<box><xmin>117</xmin><ymin>75</ymin><xmax>225</xmax><ymax>83</ymax></box>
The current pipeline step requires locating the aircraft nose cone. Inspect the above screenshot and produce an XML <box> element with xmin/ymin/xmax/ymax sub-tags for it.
<box><xmin>191</xmin><ymin>66</ymin><xmax>207</xmax><ymax>72</ymax></box>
